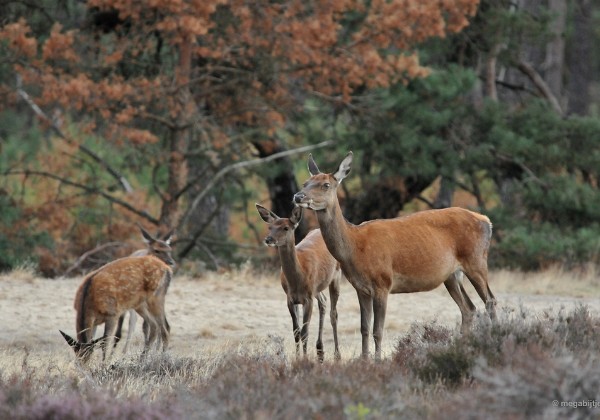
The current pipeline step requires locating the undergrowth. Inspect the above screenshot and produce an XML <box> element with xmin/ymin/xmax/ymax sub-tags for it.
<box><xmin>1</xmin><ymin>306</ymin><xmax>599</xmax><ymax>419</ymax></box>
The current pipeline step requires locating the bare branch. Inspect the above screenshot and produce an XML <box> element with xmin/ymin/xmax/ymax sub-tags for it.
<box><xmin>196</xmin><ymin>241</ymin><xmax>221</xmax><ymax>271</ymax></box>
<box><xmin>150</xmin><ymin>163</ymin><xmax>166</xmax><ymax>201</ymax></box>
<box><xmin>4</xmin><ymin>169</ymin><xmax>159</xmax><ymax>224</ymax></box>
<box><xmin>15</xmin><ymin>76</ymin><xmax>133</xmax><ymax>192</ymax></box>
<box><xmin>64</xmin><ymin>241</ymin><xmax>124</xmax><ymax>277</ymax></box>
<box><xmin>516</xmin><ymin>60</ymin><xmax>563</xmax><ymax>116</ymax></box>
<box><xmin>178</xmin><ymin>140</ymin><xmax>336</xmax><ymax>230</ymax></box>
<box><xmin>493</xmin><ymin>151</ymin><xmax>549</xmax><ymax>188</ymax></box>
<box><xmin>138</xmin><ymin>111</ymin><xmax>179</xmax><ymax>130</ymax></box>
<box><xmin>415</xmin><ymin>195</ymin><xmax>435</xmax><ymax>208</ymax></box>
<box><xmin>177</xmin><ymin>197</ymin><xmax>223</xmax><ymax>260</ymax></box>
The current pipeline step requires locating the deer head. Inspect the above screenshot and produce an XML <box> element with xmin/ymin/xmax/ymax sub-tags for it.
<box><xmin>293</xmin><ymin>152</ymin><xmax>353</xmax><ymax>211</ymax></box>
<box><xmin>138</xmin><ymin>225</ymin><xmax>175</xmax><ymax>266</ymax></box>
<box><xmin>59</xmin><ymin>329</ymin><xmax>102</xmax><ymax>363</ymax></box>
<box><xmin>255</xmin><ymin>204</ymin><xmax>303</xmax><ymax>247</ymax></box>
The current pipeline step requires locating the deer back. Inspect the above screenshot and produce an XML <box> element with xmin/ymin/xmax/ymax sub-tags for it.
<box><xmin>341</xmin><ymin>207</ymin><xmax>491</xmax><ymax>292</ymax></box>
<box><xmin>74</xmin><ymin>255</ymin><xmax>172</xmax><ymax>341</ymax></box>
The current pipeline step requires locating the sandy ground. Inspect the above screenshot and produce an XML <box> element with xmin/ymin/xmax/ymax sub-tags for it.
<box><xmin>1</xmin><ymin>266</ymin><xmax>599</xmax><ymax>361</ymax></box>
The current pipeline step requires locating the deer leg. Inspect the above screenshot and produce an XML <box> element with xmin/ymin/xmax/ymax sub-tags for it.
<box><xmin>372</xmin><ymin>290</ymin><xmax>388</xmax><ymax>361</ymax></box>
<box><xmin>123</xmin><ymin>310</ymin><xmax>137</xmax><ymax>354</ymax></box>
<box><xmin>444</xmin><ymin>271</ymin><xmax>477</xmax><ymax>334</ymax></box>
<box><xmin>287</xmin><ymin>300</ymin><xmax>302</xmax><ymax>357</ymax></box>
<box><xmin>154</xmin><ymin>304</ymin><xmax>169</xmax><ymax>352</ymax></box>
<box><xmin>114</xmin><ymin>314</ymin><xmax>125</xmax><ymax>348</ymax></box>
<box><xmin>464</xmin><ymin>267</ymin><xmax>497</xmax><ymax>322</ymax></box>
<box><xmin>316</xmin><ymin>293</ymin><xmax>326</xmax><ymax>363</ymax></box>
<box><xmin>88</xmin><ymin>325</ymin><xmax>98</xmax><ymax>344</ymax></box>
<box><xmin>356</xmin><ymin>290</ymin><xmax>373</xmax><ymax>359</ymax></box>
<box><xmin>301</xmin><ymin>298</ymin><xmax>313</xmax><ymax>358</ymax></box>
<box><xmin>142</xmin><ymin>318</ymin><xmax>149</xmax><ymax>342</ymax></box>
<box><xmin>165</xmin><ymin>314</ymin><xmax>171</xmax><ymax>333</ymax></box>
<box><xmin>136</xmin><ymin>305</ymin><xmax>157</xmax><ymax>356</ymax></box>
<box><xmin>153</xmin><ymin>296</ymin><xmax>169</xmax><ymax>351</ymax></box>
<box><xmin>485</xmin><ymin>285</ymin><xmax>497</xmax><ymax>321</ymax></box>
<box><xmin>329</xmin><ymin>278</ymin><xmax>341</xmax><ymax>361</ymax></box>
<box><xmin>146</xmin><ymin>299</ymin><xmax>166</xmax><ymax>352</ymax></box>
<box><xmin>102</xmin><ymin>317</ymin><xmax>119</xmax><ymax>362</ymax></box>
<box><xmin>146</xmin><ymin>316</ymin><xmax>159</xmax><ymax>351</ymax></box>
<box><xmin>78</xmin><ymin>320</ymin><xmax>97</xmax><ymax>362</ymax></box>
<box><xmin>155</xmin><ymin>314</ymin><xmax>170</xmax><ymax>351</ymax></box>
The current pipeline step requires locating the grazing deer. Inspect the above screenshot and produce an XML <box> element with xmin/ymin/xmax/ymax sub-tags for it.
<box><xmin>60</xmin><ymin>226</ymin><xmax>174</xmax><ymax>362</ymax></box>
<box><xmin>293</xmin><ymin>152</ymin><xmax>497</xmax><ymax>359</ymax></box>
<box><xmin>256</xmin><ymin>204</ymin><xmax>342</xmax><ymax>361</ymax></box>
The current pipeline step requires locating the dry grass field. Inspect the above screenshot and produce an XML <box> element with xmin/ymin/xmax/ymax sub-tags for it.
<box><xmin>1</xmin><ymin>264</ymin><xmax>599</xmax><ymax>418</ymax></box>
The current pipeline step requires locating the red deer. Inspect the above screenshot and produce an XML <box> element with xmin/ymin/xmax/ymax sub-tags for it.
<box><xmin>256</xmin><ymin>204</ymin><xmax>342</xmax><ymax>361</ymax></box>
<box><xmin>293</xmin><ymin>152</ymin><xmax>496</xmax><ymax>359</ymax></box>
<box><xmin>117</xmin><ymin>228</ymin><xmax>175</xmax><ymax>353</ymax></box>
<box><xmin>60</xmin><ymin>226</ymin><xmax>174</xmax><ymax>362</ymax></box>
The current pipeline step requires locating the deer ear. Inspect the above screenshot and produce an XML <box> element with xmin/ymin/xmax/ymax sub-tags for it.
<box><xmin>333</xmin><ymin>151</ymin><xmax>353</xmax><ymax>183</ymax></box>
<box><xmin>162</xmin><ymin>229</ymin><xmax>174</xmax><ymax>245</ymax></box>
<box><xmin>256</xmin><ymin>203</ymin><xmax>278</xmax><ymax>223</ymax></box>
<box><xmin>138</xmin><ymin>224</ymin><xmax>156</xmax><ymax>244</ymax></box>
<box><xmin>60</xmin><ymin>330</ymin><xmax>78</xmax><ymax>348</ymax></box>
<box><xmin>307</xmin><ymin>154</ymin><xmax>320</xmax><ymax>176</ymax></box>
<box><xmin>289</xmin><ymin>206</ymin><xmax>303</xmax><ymax>227</ymax></box>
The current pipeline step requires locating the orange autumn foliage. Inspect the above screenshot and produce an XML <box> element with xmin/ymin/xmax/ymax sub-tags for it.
<box><xmin>2</xmin><ymin>0</ymin><xmax>479</xmax><ymax>142</ymax></box>
<box><xmin>0</xmin><ymin>0</ymin><xmax>479</xmax><ymax>272</ymax></box>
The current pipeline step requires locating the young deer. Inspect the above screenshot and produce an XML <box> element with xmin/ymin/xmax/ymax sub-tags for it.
<box><xmin>116</xmin><ymin>227</ymin><xmax>175</xmax><ymax>353</ymax></box>
<box><xmin>60</xmin><ymin>227</ymin><xmax>174</xmax><ymax>362</ymax></box>
<box><xmin>294</xmin><ymin>152</ymin><xmax>497</xmax><ymax>359</ymax></box>
<box><xmin>256</xmin><ymin>204</ymin><xmax>342</xmax><ymax>362</ymax></box>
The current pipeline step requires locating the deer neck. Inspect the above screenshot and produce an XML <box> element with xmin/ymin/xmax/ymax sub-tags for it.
<box><xmin>316</xmin><ymin>197</ymin><xmax>354</xmax><ymax>263</ymax></box>
<box><xmin>277</xmin><ymin>240</ymin><xmax>304</xmax><ymax>286</ymax></box>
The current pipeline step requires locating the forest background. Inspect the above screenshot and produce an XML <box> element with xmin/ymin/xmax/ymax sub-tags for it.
<box><xmin>1</xmin><ymin>0</ymin><xmax>599</xmax><ymax>277</ymax></box>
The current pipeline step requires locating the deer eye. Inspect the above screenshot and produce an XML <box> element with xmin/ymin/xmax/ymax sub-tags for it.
<box><xmin>323</xmin><ymin>183</ymin><xmax>331</xmax><ymax>189</ymax></box>
<box><xmin>284</xmin><ymin>227</ymin><xmax>289</xmax><ymax>231</ymax></box>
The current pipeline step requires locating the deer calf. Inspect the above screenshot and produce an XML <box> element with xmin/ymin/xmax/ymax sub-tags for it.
<box><xmin>60</xmin><ymin>227</ymin><xmax>174</xmax><ymax>362</ymax></box>
<box><xmin>116</xmin><ymin>228</ymin><xmax>174</xmax><ymax>353</ymax></box>
<box><xmin>256</xmin><ymin>204</ymin><xmax>342</xmax><ymax>361</ymax></box>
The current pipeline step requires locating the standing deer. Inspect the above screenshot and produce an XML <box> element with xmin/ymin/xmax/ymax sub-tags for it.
<box><xmin>256</xmin><ymin>204</ymin><xmax>342</xmax><ymax>361</ymax></box>
<box><xmin>293</xmin><ymin>152</ymin><xmax>497</xmax><ymax>359</ymax></box>
<box><xmin>60</xmin><ymin>227</ymin><xmax>174</xmax><ymax>362</ymax></box>
<box><xmin>116</xmin><ymin>227</ymin><xmax>175</xmax><ymax>353</ymax></box>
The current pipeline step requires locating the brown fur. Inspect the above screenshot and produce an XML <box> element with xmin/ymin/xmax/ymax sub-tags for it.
<box><xmin>256</xmin><ymin>204</ymin><xmax>342</xmax><ymax>361</ymax></box>
<box><xmin>61</xmin><ymin>227</ymin><xmax>174</xmax><ymax>362</ymax></box>
<box><xmin>119</xmin><ymin>228</ymin><xmax>175</xmax><ymax>353</ymax></box>
<box><xmin>294</xmin><ymin>152</ymin><xmax>497</xmax><ymax>359</ymax></box>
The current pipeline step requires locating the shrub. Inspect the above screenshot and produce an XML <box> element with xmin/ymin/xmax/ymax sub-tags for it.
<box><xmin>393</xmin><ymin>306</ymin><xmax>600</xmax><ymax>388</ymax></box>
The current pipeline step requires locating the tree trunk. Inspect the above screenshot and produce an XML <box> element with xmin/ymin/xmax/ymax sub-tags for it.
<box><xmin>545</xmin><ymin>0</ymin><xmax>567</xmax><ymax>108</ymax></box>
<box><xmin>566</xmin><ymin>0</ymin><xmax>593</xmax><ymax>116</ymax></box>
<box><xmin>344</xmin><ymin>175</ymin><xmax>435</xmax><ymax>223</ymax></box>
<box><xmin>159</xmin><ymin>40</ymin><xmax>192</xmax><ymax>233</ymax></box>
<box><xmin>434</xmin><ymin>176</ymin><xmax>454</xmax><ymax>209</ymax></box>
<box><xmin>253</xmin><ymin>139</ymin><xmax>309</xmax><ymax>243</ymax></box>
